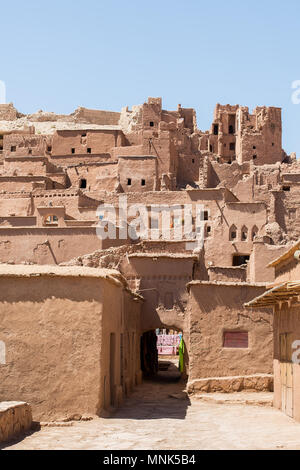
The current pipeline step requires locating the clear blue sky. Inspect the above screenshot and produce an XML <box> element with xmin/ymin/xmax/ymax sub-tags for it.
<box><xmin>1</xmin><ymin>0</ymin><xmax>300</xmax><ymax>156</ymax></box>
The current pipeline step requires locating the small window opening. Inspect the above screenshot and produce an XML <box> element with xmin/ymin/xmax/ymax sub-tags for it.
<box><xmin>241</xmin><ymin>226</ymin><xmax>248</xmax><ymax>241</ymax></box>
<box><xmin>229</xmin><ymin>225</ymin><xmax>237</xmax><ymax>241</ymax></box>
<box><xmin>28</xmin><ymin>149</ymin><xmax>32</xmax><ymax>155</ymax></box>
<box><xmin>229</xmin><ymin>142</ymin><xmax>235</xmax><ymax>151</ymax></box>
<box><xmin>203</xmin><ymin>211</ymin><xmax>209</xmax><ymax>221</ymax></box>
<box><xmin>47</xmin><ymin>146</ymin><xmax>52</xmax><ymax>152</ymax></box>
<box><xmin>44</xmin><ymin>215</ymin><xmax>59</xmax><ymax>226</ymax></box>
<box><xmin>210</xmin><ymin>145</ymin><xmax>213</xmax><ymax>152</ymax></box>
<box><xmin>289</xmin><ymin>209</ymin><xmax>296</xmax><ymax>220</ymax></box>
<box><xmin>141</xmin><ymin>179</ymin><xmax>146</xmax><ymax>186</ymax></box>
<box><xmin>253</xmin><ymin>146</ymin><xmax>256</xmax><ymax>150</ymax></box>
<box><xmin>223</xmin><ymin>331</ymin><xmax>248</xmax><ymax>349</ymax></box>
<box><xmin>11</xmin><ymin>146</ymin><xmax>16</xmax><ymax>152</ymax></box>
<box><xmin>71</xmin><ymin>148</ymin><xmax>75</xmax><ymax>154</ymax></box>
<box><xmin>283</xmin><ymin>186</ymin><xmax>290</xmax><ymax>192</ymax></box>
<box><xmin>252</xmin><ymin>226</ymin><xmax>258</xmax><ymax>241</ymax></box>
<box><xmin>80</xmin><ymin>179</ymin><xmax>87</xmax><ymax>189</ymax></box>
<box><xmin>232</xmin><ymin>254</ymin><xmax>250</xmax><ymax>266</ymax></box>
<box><xmin>228</xmin><ymin>115</ymin><xmax>235</xmax><ymax>134</ymax></box>
<box><xmin>192</xmin><ymin>159</ymin><xmax>195</xmax><ymax>163</ymax></box>
<box><xmin>127</xmin><ymin>178</ymin><xmax>132</xmax><ymax>186</ymax></box>
<box><xmin>253</xmin><ymin>155</ymin><xmax>257</xmax><ymax>160</ymax></box>
<box><xmin>87</xmin><ymin>148</ymin><xmax>91</xmax><ymax>154</ymax></box>
<box><xmin>213</xmin><ymin>124</ymin><xmax>219</xmax><ymax>135</ymax></box>
<box><xmin>272</xmin><ymin>142</ymin><xmax>274</xmax><ymax>146</ymax></box>
<box><xmin>82</xmin><ymin>133</ymin><xmax>87</xmax><ymax>138</ymax></box>
<box><xmin>149</xmin><ymin>121</ymin><xmax>154</xmax><ymax>127</ymax></box>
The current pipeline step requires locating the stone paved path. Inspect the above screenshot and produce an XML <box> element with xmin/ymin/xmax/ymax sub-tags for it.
<box><xmin>3</xmin><ymin>365</ymin><xmax>300</xmax><ymax>450</ymax></box>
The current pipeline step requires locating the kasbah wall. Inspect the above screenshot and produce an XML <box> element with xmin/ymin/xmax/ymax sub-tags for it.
<box><xmin>0</xmin><ymin>96</ymin><xmax>298</xmax><ymax>421</ymax></box>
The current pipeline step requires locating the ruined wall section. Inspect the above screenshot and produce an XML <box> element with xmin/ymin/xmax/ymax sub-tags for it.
<box><xmin>0</xmin><ymin>104</ymin><xmax>18</xmax><ymax>121</ymax></box>
<box><xmin>0</xmin><ymin>99</ymin><xmax>289</xmax><ymax>196</ymax></box>
<box><xmin>269</xmin><ymin>188</ymin><xmax>300</xmax><ymax>242</ymax></box>
<box><xmin>3</xmin><ymin>133</ymin><xmax>51</xmax><ymax>158</ymax></box>
<box><xmin>117</xmin><ymin>98</ymin><xmax>201</xmax><ymax>190</ymax></box>
<box><xmin>203</xmin><ymin>104</ymin><xmax>283</xmax><ymax>169</ymax></box>
<box><xmin>71</xmin><ymin>107</ymin><xmax>121</xmax><ymax>125</ymax></box>
<box><xmin>208</xmin><ymin>104</ymin><xmax>239</xmax><ymax>163</ymax></box>
<box><xmin>236</xmin><ymin>106</ymin><xmax>282</xmax><ymax>165</ymax></box>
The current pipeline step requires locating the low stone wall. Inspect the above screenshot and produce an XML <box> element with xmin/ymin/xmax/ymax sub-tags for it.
<box><xmin>0</xmin><ymin>402</ymin><xmax>32</xmax><ymax>443</ymax></box>
<box><xmin>187</xmin><ymin>374</ymin><xmax>273</xmax><ymax>395</ymax></box>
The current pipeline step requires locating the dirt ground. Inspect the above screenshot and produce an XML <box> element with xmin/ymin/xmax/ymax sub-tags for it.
<box><xmin>3</xmin><ymin>361</ymin><xmax>300</xmax><ymax>451</ymax></box>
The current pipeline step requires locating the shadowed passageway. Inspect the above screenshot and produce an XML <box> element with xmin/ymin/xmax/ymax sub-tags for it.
<box><xmin>112</xmin><ymin>358</ymin><xmax>190</xmax><ymax>421</ymax></box>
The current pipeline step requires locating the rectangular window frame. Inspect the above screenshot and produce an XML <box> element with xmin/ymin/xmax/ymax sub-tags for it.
<box><xmin>223</xmin><ymin>331</ymin><xmax>249</xmax><ymax>349</ymax></box>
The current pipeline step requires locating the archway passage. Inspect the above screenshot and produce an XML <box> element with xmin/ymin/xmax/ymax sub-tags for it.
<box><xmin>114</xmin><ymin>328</ymin><xmax>191</xmax><ymax>420</ymax></box>
<box><xmin>140</xmin><ymin>328</ymin><xmax>185</xmax><ymax>384</ymax></box>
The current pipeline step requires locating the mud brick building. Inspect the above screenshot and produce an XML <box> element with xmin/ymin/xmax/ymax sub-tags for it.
<box><xmin>0</xmin><ymin>97</ymin><xmax>299</xmax><ymax>420</ymax></box>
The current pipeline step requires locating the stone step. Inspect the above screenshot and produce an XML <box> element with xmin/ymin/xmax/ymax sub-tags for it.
<box><xmin>187</xmin><ymin>374</ymin><xmax>274</xmax><ymax>394</ymax></box>
<box><xmin>192</xmin><ymin>392</ymin><xmax>273</xmax><ymax>407</ymax></box>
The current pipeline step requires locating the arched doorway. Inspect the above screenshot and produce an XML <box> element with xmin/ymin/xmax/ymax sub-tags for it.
<box><xmin>140</xmin><ymin>327</ymin><xmax>186</xmax><ymax>384</ymax></box>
